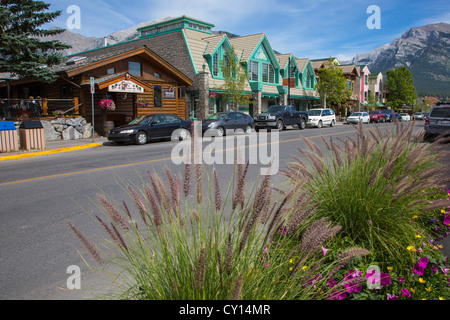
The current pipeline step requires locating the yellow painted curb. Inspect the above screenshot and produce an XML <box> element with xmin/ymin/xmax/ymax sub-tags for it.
<box><xmin>0</xmin><ymin>143</ymin><xmax>102</xmax><ymax>161</ymax></box>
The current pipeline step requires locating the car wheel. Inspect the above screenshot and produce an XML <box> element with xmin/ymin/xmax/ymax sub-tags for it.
<box><xmin>135</xmin><ymin>131</ymin><xmax>148</xmax><ymax>145</ymax></box>
<box><xmin>277</xmin><ymin>120</ymin><xmax>284</xmax><ymax>131</ymax></box>
<box><xmin>178</xmin><ymin>128</ymin><xmax>190</xmax><ymax>141</ymax></box>
<box><xmin>330</xmin><ymin>119</ymin><xmax>335</xmax><ymax>127</ymax></box>
<box><xmin>245</xmin><ymin>125</ymin><xmax>252</xmax><ymax>134</ymax></box>
<box><xmin>217</xmin><ymin>127</ymin><xmax>225</xmax><ymax>137</ymax></box>
<box><xmin>298</xmin><ymin>118</ymin><xmax>306</xmax><ymax>130</ymax></box>
<box><xmin>317</xmin><ymin>120</ymin><xmax>322</xmax><ymax>128</ymax></box>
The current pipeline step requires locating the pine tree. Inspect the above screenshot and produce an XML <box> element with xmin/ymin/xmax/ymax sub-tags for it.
<box><xmin>0</xmin><ymin>0</ymin><xmax>71</xmax><ymax>82</ymax></box>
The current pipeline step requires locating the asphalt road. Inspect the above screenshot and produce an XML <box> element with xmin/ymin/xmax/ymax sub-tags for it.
<box><xmin>0</xmin><ymin>121</ymin><xmax>448</xmax><ymax>299</ymax></box>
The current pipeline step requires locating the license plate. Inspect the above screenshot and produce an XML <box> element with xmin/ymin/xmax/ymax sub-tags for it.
<box><xmin>442</xmin><ymin>120</ymin><xmax>449</xmax><ymax>124</ymax></box>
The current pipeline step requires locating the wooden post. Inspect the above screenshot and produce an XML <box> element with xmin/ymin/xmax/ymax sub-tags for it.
<box><xmin>43</xmin><ymin>98</ymin><xmax>47</xmax><ymax>116</ymax></box>
<box><xmin>74</xmin><ymin>97</ymin><xmax>79</xmax><ymax>115</ymax></box>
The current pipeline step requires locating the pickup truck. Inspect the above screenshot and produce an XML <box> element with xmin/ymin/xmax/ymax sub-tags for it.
<box><xmin>254</xmin><ymin>105</ymin><xmax>308</xmax><ymax>131</ymax></box>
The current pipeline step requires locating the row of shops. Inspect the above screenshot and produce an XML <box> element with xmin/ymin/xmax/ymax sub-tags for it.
<box><xmin>0</xmin><ymin>15</ymin><xmax>383</xmax><ymax>135</ymax></box>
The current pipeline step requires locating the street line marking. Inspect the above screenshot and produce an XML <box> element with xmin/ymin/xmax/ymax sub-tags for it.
<box><xmin>0</xmin><ymin>129</ymin><xmax>357</xmax><ymax>186</ymax></box>
<box><xmin>0</xmin><ymin>143</ymin><xmax>102</xmax><ymax>161</ymax></box>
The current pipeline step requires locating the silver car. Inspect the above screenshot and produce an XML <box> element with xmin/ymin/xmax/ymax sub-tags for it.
<box><xmin>424</xmin><ymin>105</ymin><xmax>450</xmax><ymax>141</ymax></box>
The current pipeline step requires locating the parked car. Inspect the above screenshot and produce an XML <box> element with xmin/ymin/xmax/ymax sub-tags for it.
<box><xmin>424</xmin><ymin>105</ymin><xmax>450</xmax><ymax>141</ymax></box>
<box><xmin>202</xmin><ymin>111</ymin><xmax>254</xmax><ymax>136</ymax></box>
<box><xmin>107</xmin><ymin>113</ymin><xmax>193</xmax><ymax>145</ymax></box>
<box><xmin>400</xmin><ymin>113</ymin><xmax>411</xmax><ymax>122</ymax></box>
<box><xmin>413</xmin><ymin>112</ymin><xmax>425</xmax><ymax>120</ymax></box>
<box><xmin>381</xmin><ymin>109</ymin><xmax>397</xmax><ymax>122</ymax></box>
<box><xmin>346</xmin><ymin>112</ymin><xmax>370</xmax><ymax>124</ymax></box>
<box><xmin>254</xmin><ymin>105</ymin><xmax>308</xmax><ymax>131</ymax></box>
<box><xmin>306</xmin><ymin>108</ymin><xmax>336</xmax><ymax>128</ymax></box>
<box><xmin>369</xmin><ymin>110</ymin><xmax>386</xmax><ymax>123</ymax></box>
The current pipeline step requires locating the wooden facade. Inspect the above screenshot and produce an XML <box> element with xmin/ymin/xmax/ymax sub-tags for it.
<box><xmin>1</xmin><ymin>46</ymin><xmax>192</xmax><ymax>135</ymax></box>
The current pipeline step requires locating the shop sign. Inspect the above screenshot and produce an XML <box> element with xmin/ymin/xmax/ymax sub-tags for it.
<box><xmin>163</xmin><ymin>88</ymin><xmax>176</xmax><ymax>99</ymax></box>
<box><xmin>109</xmin><ymin>80</ymin><xmax>144</xmax><ymax>93</ymax></box>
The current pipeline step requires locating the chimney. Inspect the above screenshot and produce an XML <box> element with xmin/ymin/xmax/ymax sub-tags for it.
<box><xmin>104</xmin><ymin>37</ymin><xmax>108</xmax><ymax>47</ymax></box>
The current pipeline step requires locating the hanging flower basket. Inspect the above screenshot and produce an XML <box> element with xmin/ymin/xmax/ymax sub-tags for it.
<box><xmin>209</xmin><ymin>92</ymin><xmax>217</xmax><ymax>99</ymax></box>
<box><xmin>137</xmin><ymin>98</ymin><xmax>150</xmax><ymax>108</ymax></box>
<box><xmin>99</xmin><ymin>99</ymin><xmax>116</xmax><ymax>111</ymax></box>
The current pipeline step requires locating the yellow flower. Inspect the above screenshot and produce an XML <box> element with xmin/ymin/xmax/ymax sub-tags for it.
<box><xmin>387</xmin><ymin>266</ymin><xmax>393</xmax><ymax>271</ymax></box>
<box><xmin>442</xmin><ymin>209</ymin><xmax>446</xmax><ymax>214</ymax></box>
<box><xmin>415</xmin><ymin>234</ymin><xmax>422</xmax><ymax>239</ymax></box>
<box><xmin>289</xmin><ymin>267</ymin><xmax>293</xmax><ymax>271</ymax></box>
<box><xmin>426</xmin><ymin>287</ymin><xmax>432</xmax><ymax>292</ymax></box>
<box><xmin>412</xmin><ymin>215</ymin><xmax>418</xmax><ymax>219</ymax></box>
<box><xmin>419</xmin><ymin>278</ymin><xmax>426</xmax><ymax>284</ymax></box>
<box><xmin>302</xmin><ymin>266</ymin><xmax>308</xmax><ymax>271</ymax></box>
<box><xmin>407</xmin><ymin>246</ymin><xmax>415</xmax><ymax>251</ymax></box>
<box><xmin>410</xmin><ymin>288</ymin><xmax>415</xmax><ymax>294</ymax></box>
<box><xmin>289</xmin><ymin>259</ymin><xmax>293</xmax><ymax>264</ymax></box>
<box><xmin>438</xmin><ymin>244</ymin><xmax>443</xmax><ymax>249</ymax></box>
<box><xmin>439</xmin><ymin>297</ymin><xmax>445</xmax><ymax>300</ymax></box>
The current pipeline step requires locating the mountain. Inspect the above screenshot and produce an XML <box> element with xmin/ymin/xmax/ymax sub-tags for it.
<box><xmin>349</xmin><ymin>23</ymin><xmax>450</xmax><ymax>97</ymax></box>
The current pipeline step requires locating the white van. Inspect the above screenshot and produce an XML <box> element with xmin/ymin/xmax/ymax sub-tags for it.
<box><xmin>306</xmin><ymin>108</ymin><xmax>336</xmax><ymax>128</ymax></box>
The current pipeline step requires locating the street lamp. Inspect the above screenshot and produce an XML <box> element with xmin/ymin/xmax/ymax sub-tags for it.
<box><xmin>287</xmin><ymin>59</ymin><xmax>297</xmax><ymax>106</ymax></box>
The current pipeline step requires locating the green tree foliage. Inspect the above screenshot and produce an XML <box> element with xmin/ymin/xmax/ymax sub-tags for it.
<box><xmin>384</xmin><ymin>66</ymin><xmax>417</xmax><ymax>111</ymax></box>
<box><xmin>316</xmin><ymin>58</ymin><xmax>351</xmax><ymax>109</ymax></box>
<box><xmin>214</xmin><ymin>46</ymin><xmax>251</xmax><ymax>110</ymax></box>
<box><xmin>0</xmin><ymin>0</ymin><xmax>71</xmax><ymax>82</ymax></box>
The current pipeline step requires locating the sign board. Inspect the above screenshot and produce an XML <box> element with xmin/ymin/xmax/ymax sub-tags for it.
<box><xmin>90</xmin><ymin>77</ymin><xmax>95</xmax><ymax>94</ymax></box>
<box><xmin>163</xmin><ymin>88</ymin><xmax>176</xmax><ymax>99</ymax></box>
<box><xmin>108</xmin><ymin>80</ymin><xmax>144</xmax><ymax>93</ymax></box>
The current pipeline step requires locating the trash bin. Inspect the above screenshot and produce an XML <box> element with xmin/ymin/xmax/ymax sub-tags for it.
<box><xmin>19</xmin><ymin>120</ymin><xmax>46</xmax><ymax>150</ymax></box>
<box><xmin>0</xmin><ymin>121</ymin><xmax>19</xmax><ymax>152</ymax></box>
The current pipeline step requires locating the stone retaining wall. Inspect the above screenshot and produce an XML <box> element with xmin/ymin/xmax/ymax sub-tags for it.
<box><xmin>41</xmin><ymin>117</ymin><xmax>92</xmax><ymax>141</ymax></box>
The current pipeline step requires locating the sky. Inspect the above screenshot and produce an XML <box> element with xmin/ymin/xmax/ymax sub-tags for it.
<box><xmin>43</xmin><ymin>0</ymin><xmax>450</xmax><ymax>61</ymax></box>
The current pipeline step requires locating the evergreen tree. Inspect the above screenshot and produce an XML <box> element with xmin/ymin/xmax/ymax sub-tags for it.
<box><xmin>384</xmin><ymin>66</ymin><xmax>417</xmax><ymax>111</ymax></box>
<box><xmin>0</xmin><ymin>0</ymin><xmax>71</xmax><ymax>82</ymax></box>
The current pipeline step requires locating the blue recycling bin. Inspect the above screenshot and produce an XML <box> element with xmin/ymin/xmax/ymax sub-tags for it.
<box><xmin>0</xmin><ymin>121</ymin><xmax>19</xmax><ymax>152</ymax></box>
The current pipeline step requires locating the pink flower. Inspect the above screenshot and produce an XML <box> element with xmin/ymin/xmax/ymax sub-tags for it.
<box><xmin>418</xmin><ymin>257</ymin><xmax>429</xmax><ymax>268</ymax></box>
<box><xmin>321</xmin><ymin>246</ymin><xmax>329</xmax><ymax>256</ymax></box>
<box><xmin>387</xmin><ymin>293</ymin><xmax>398</xmax><ymax>300</ymax></box>
<box><xmin>401</xmin><ymin>288</ymin><xmax>411</xmax><ymax>298</ymax></box>
<box><xmin>327</xmin><ymin>278</ymin><xmax>337</xmax><ymax>288</ymax></box>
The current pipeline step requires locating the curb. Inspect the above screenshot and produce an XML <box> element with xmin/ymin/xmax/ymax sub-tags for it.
<box><xmin>0</xmin><ymin>143</ymin><xmax>102</xmax><ymax>161</ymax></box>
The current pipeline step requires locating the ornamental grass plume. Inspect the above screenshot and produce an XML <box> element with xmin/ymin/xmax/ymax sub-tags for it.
<box><xmin>282</xmin><ymin>121</ymin><xmax>449</xmax><ymax>266</ymax></box>
<box><xmin>68</xmin><ymin>221</ymin><xmax>103</xmax><ymax>265</ymax></box>
<box><xmin>69</xmin><ymin>153</ymin><xmax>369</xmax><ymax>300</ymax></box>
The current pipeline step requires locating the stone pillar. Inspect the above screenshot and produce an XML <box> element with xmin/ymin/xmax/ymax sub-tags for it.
<box><xmin>197</xmin><ymin>71</ymin><xmax>209</xmax><ymax>121</ymax></box>
<box><xmin>255</xmin><ymin>91</ymin><xmax>262</xmax><ymax>114</ymax></box>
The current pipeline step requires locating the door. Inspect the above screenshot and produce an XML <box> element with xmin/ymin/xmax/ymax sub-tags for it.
<box><xmin>164</xmin><ymin>114</ymin><xmax>182</xmax><ymax>138</ymax></box>
<box><xmin>223</xmin><ymin>112</ymin><xmax>237</xmax><ymax>132</ymax></box>
<box><xmin>235</xmin><ymin>112</ymin><xmax>248</xmax><ymax>131</ymax></box>
<box><xmin>147</xmin><ymin>115</ymin><xmax>167</xmax><ymax>139</ymax></box>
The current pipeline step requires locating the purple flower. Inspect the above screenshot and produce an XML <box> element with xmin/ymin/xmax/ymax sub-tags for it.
<box><xmin>398</xmin><ymin>277</ymin><xmax>405</xmax><ymax>283</ymax></box>
<box><xmin>414</xmin><ymin>265</ymin><xmax>425</xmax><ymax>276</ymax></box>
<box><xmin>327</xmin><ymin>278</ymin><xmax>337</xmax><ymax>288</ymax></box>
<box><xmin>429</xmin><ymin>218</ymin><xmax>436</xmax><ymax>223</ymax></box>
<box><xmin>401</xmin><ymin>288</ymin><xmax>411</xmax><ymax>298</ymax></box>
<box><xmin>345</xmin><ymin>269</ymin><xmax>362</xmax><ymax>280</ymax></box>
<box><xmin>387</xmin><ymin>293</ymin><xmax>398</xmax><ymax>300</ymax></box>
<box><xmin>321</xmin><ymin>246</ymin><xmax>329</xmax><ymax>256</ymax></box>
<box><xmin>380</xmin><ymin>273</ymin><xmax>391</xmax><ymax>287</ymax></box>
<box><xmin>418</xmin><ymin>257</ymin><xmax>429</xmax><ymax>268</ymax></box>
<box><xmin>345</xmin><ymin>282</ymin><xmax>363</xmax><ymax>294</ymax></box>
<box><xmin>444</xmin><ymin>215</ymin><xmax>450</xmax><ymax>226</ymax></box>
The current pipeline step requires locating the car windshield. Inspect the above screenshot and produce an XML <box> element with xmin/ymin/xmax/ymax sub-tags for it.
<box><xmin>350</xmin><ymin>112</ymin><xmax>363</xmax><ymax>116</ymax></box>
<box><xmin>382</xmin><ymin>109</ymin><xmax>392</xmax><ymax>113</ymax></box>
<box><xmin>128</xmin><ymin>115</ymin><xmax>152</xmax><ymax>125</ymax></box>
<box><xmin>267</xmin><ymin>106</ymin><xmax>286</xmax><ymax>113</ymax></box>
<box><xmin>430</xmin><ymin>108</ymin><xmax>450</xmax><ymax>118</ymax></box>
<box><xmin>206</xmin><ymin>113</ymin><xmax>228</xmax><ymax>121</ymax></box>
<box><xmin>308</xmin><ymin>110</ymin><xmax>322</xmax><ymax>116</ymax></box>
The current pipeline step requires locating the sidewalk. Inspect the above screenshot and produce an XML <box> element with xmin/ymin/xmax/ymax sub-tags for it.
<box><xmin>0</xmin><ymin>137</ymin><xmax>107</xmax><ymax>161</ymax></box>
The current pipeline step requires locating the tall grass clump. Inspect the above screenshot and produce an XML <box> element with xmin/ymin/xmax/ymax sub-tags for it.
<box><xmin>68</xmin><ymin>151</ymin><xmax>370</xmax><ymax>300</ymax></box>
<box><xmin>282</xmin><ymin>121</ymin><xmax>450</xmax><ymax>267</ymax></box>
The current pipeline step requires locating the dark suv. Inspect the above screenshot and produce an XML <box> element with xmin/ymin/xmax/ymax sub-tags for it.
<box><xmin>424</xmin><ymin>105</ymin><xmax>450</xmax><ymax>141</ymax></box>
